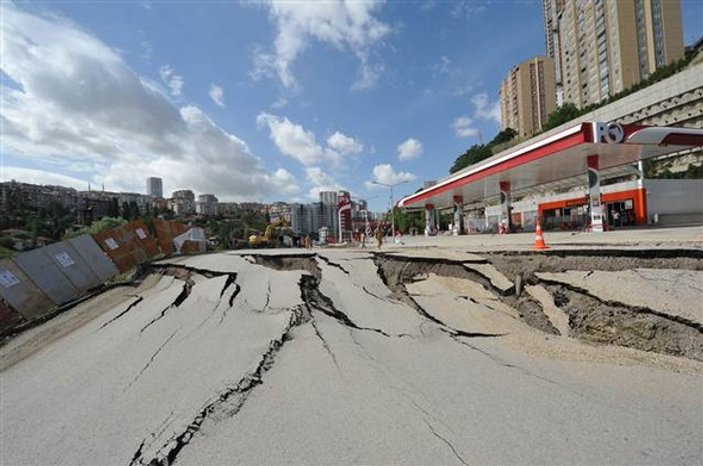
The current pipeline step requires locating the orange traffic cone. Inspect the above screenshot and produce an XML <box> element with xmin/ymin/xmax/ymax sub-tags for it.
<box><xmin>534</xmin><ymin>218</ymin><xmax>549</xmax><ymax>250</ymax></box>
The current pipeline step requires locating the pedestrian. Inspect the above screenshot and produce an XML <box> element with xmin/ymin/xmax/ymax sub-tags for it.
<box><xmin>360</xmin><ymin>232</ymin><xmax>366</xmax><ymax>249</ymax></box>
<box><xmin>304</xmin><ymin>235</ymin><xmax>312</xmax><ymax>249</ymax></box>
<box><xmin>375</xmin><ymin>226</ymin><xmax>383</xmax><ymax>250</ymax></box>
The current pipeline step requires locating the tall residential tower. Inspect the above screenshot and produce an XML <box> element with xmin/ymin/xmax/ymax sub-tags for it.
<box><xmin>146</xmin><ymin>177</ymin><xmax>163</xmax><ymax>198</ymax></box>
<box><xmin>500</xmin><ymin>56</ymin><xmax>557</xmax><ymax>137</ymax></box>
<box><xmin>553</xmin><ymin>0</ymin><xmax>683</xmax><ymax>108</ymax></box>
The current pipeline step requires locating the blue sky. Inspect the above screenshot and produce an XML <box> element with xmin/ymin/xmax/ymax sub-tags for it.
<box><xmin>2</xmin><ymin>1</ymin><xmax>702</xmax><ymax>211</ymax></box>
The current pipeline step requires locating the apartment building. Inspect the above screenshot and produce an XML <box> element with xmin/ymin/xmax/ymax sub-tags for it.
<box><xmin>146</xmin><ymin>177</ymin><xmax>163</xmax><ymax>198</ymax></box>
<box><xmin>195</xmin><ymin>194</ymin><xmax>219</xmax><ymax>216</ymax></box>
<box><xmin>500</xmin><ymin>56</ymin><xmax>557</xmax><ymax>137</ymax></box>
<box><xmin>555</xmin><ymin>0</ymin><xmax>683</xmax><ymax>108</ymax></box>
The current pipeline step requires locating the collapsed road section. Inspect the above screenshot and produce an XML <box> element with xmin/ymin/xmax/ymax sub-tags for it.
<box><xmin>2</xmin><ymin>248</ymin><xmax>702</xmax><ymax>465</ymax></box>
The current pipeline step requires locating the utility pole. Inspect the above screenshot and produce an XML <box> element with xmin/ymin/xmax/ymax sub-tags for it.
<box><xmin>371</xmin><ymin>180</ymin><xmax>408</xmax><ymax>238</ymax></box>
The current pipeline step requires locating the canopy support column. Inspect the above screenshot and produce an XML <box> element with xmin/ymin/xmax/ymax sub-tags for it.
<box><xmin>499</xmin><ymin>181</ymin><xmax>511</xmax><ymax>234</ymax></box>
<box><xmin>424</xmin><ymin>204</ymin><xmax>435</xmax><ymax>236</ymax></box>
<box><xmin>587</xmin><ymin>155</ymin><xmax>605</xmax><ymax>233</ymax></box>
<box><xmin>452</xmin><ymin>196</ymin><xmax>464</xmax><ymax>236</ymax></box>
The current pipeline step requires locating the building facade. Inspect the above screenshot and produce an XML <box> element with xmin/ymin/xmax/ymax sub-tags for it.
<box><xmin>195</xmin><ymin>194</ymin><xmax>219</xmax><ymax>216</ymax></box>
<box><xmin>543</xmin><ymin>0</ymin><xmax>566</xmax><ymax>104</ymax></box>
<box><xmin>500</xmin><ymin>56</ymin><xmax>557</xmax><ymax>137</ymax></box>
<box><xmin>555</xmin><ymin>0</ymin><xmax>683</xmax><ymax>108</ymax></box>
<box><xmin>146</xmin><ymin>177</ymin><xmax>163</xmax><ymax>198</ymax></box>
<box><xmin>319</xmin><ymin>191</ymin><xmax>338</xmax><ymax>205</ymax></box>
<box><xmin>169</xmin><ymin>190</ymin><xmax>195</xmax><ymax>215</ymax></box>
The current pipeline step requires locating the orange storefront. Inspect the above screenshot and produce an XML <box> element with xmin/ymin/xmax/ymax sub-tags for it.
<box><xmin>537</xmin><ymin>187</ymin><xmax>647</xmax><ymax>230</ymax></box>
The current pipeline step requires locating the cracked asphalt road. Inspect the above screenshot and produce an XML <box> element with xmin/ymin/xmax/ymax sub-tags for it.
<box><xmin>2</xmin><ymin>250</ymin><xmax>702</xmax><ymax>465</ymax></box>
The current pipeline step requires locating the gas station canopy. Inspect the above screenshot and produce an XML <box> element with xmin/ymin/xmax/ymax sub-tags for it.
<box><xmin>398</xmin><ymin>122</ymin><xmax>703</xmax><ymax>210</ymax></box>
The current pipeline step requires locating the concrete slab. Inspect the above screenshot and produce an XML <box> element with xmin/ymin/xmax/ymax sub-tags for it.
<box><xmin>384</xmin><ymin>249</ymin><xmax>486</xmax><ymax>262</ymax></box>
<box><xmin>408</xmin><ymin>274</ymin><xmax>523</xmax><ymax>336</ymax></box>
<box><xmin>463</xmin><ymin>262</ymin><xmax>514</xmax><ymax>293</ymax></box>
<box><xmin>536</xmin><ymin>269</ymin><xmax>703</xmax><ymax>326</ymax></box>
<box><xmin>526</xmin><ymin>284</ymin><xmax>571</xmax><ymax>337</ymax></box>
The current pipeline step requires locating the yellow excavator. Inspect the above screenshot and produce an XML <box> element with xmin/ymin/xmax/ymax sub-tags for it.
<box><xmin>248</xmin><ymin>218</ymin><xmax>290</xmax><ymax>248</ymax></box>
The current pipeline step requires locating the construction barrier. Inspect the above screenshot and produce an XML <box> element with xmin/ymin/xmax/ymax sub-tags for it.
<box><xmin>43</xmin><ymin>241</ymin><xmax>103</xmax><ymax>293</ymax></box>
<box><xmin>68</xmin><ymin>235</ymin><xmax>120</xmax><ymax>283</ymax></box>
<box><xmin>12</xmin><ymin>248</ymin><xmax>80</xmax><ymax>306</ymax></box>
<box><xmin>125</xmin><ymin>220</ymin><xmax>160</xmax><ymax>259</ymax></box>
<box><xmin>93</xmin><ymin>226</ymin><xmax>142</xmax><ymax>273</ymax></box>
<box><xmin>0</xmin><ymin>220</ymin><xmax>194</xmax><ymax>333</ymax></box>
<box><xmin>0</xmin><ymin>258</ymin><xmax>55</xmax><ymax>320</ymax></box>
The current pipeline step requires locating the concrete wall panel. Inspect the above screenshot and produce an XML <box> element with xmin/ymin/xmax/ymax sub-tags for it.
<box><xmin>42</xmin><ymin>242</ymin><xmax>102</xmax><ymax>292</ymax></box>
<box><xmin>13</xmin><ymin>248</ymin><xmax>80</xmax><ymax>305</ymax></box>
<box><xmin>0</xmin><ymin>259</ymin><xmax>56</xmax><ymax>319</ymax></box>
<box><xmin>68</xmin><ymin>235</ymin><xmax>120</xmax><ymax>283</ymax></box>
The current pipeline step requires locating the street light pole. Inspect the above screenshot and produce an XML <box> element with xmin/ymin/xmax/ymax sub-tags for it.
<box><xmin>372</xmin><ymin>180</ymin><xmax>408</xmax><ymax>239</ymax></box>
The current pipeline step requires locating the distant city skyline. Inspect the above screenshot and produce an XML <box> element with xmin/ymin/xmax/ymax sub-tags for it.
<box><xmin>1</xmin><ymin>1</ymin><xmax>701</xmax><ymax>211</ymax></box>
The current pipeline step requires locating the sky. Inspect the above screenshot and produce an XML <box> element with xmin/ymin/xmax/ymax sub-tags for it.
<box><xmin>2</xmin><ymin>0</ymin><xmax>702</xmax><ymax>211</ymax></box>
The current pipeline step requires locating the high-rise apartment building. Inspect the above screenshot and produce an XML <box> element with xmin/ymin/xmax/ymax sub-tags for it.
<box><xmin>500</xmin><ymin>56</ymin><xmax>557</xmax><ymax>137</ymax></box>
<box><xmin>554</xmin><ymin>0</ymin><xmax>683</xmax><ymax>108</ymax></box>
<box><xmin>319</xmin><ymin>191</ymin><xmax>338</xmax><ymax>205</ymax></box>
<box><xmin>543</xmin><ymin>0</ymin><xmax>566</xmax><ymax>104</ymax></box>
<box><xmin>146</xmin><ymin>177</ymin><xmax>163</xmax><ymax>198</ymax></box>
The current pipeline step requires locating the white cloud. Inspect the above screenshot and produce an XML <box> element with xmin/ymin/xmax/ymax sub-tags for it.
<box><xmin>471</xmin><ymin>93</ymin><xmax>501</xmax><ymax>125</ymax></box>
<box><xmin>397</xmin><ymin>138</ymin><xmax>423</xmax><ymax>161</ymax></box>
<box><xmin>253</xmin><ymin>1</ymin><xmax>391</xmax><ymax>90</ymax></box>
<box><xmin>209</xmin><ymin>83</ymin><xmax>225</xmax><ymax>107</ymax></box>
<box><xmin>257</xmin><ymin>113</ymin><xmax>361</xmax><ymax>166</ymax></box>
<box><xmin>271</xmin><ymin>96</ymin><xmax>288</xmax><ymax>109</ymax></box>
<box><xmin>2</xmin><ymin>167</ymin><xmax>90</xmax><ymax>191</ymax></box>
<box><xmin>452</xmin><ymin>115</ymin><xmax>480</xmax><ymax>138</ymax></box>
<box><xmin>305</xmin><ymin>167</ymin><xmax>344</xmax><ymax>200</ymax></box>
<box><xmin>327</xmin><ymin>131</ymin><xmax>363</xmax><ymax>155</ymax></box>
<box><xmin>271</xmin><ymin>168</ymin><xmax>301</xmax><ymax>195</ymax></box>
<box><xmin>159</xmin><ymin>65</ymin><xmax>184</xmax><ymax>97</ymax></box>
<box><xmin>1</xmin><ymin>5</ymin><xmax>298</xmax><ymax>201</ymax></box>
<box><xmin>450</xmin><ymin>93</ymin><xmax>501</xmax><ymax>140</ymax></box>
<box><xmin>451</xmin><ymin>1</ymin><xmax>487</xmax><ymax>19</ymax></box>
<box><xmin>257</xmin><ymin>113</ymin><xmax>325</xmax><ymax>165</ymax></box>
<box><xmin>365</xmin><ymin>164</ymin><xmax>416</xmax><ymax>190</ymax></box>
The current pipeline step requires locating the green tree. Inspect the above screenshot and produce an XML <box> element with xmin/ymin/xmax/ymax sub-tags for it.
<box><xmin>542</xmin><ymin>103</ymin><xmax>581</xmax><ymax>132</ymax></box>
<box><xmin>489</xmin><ymin>127</ymin><xmax>517</xmax><ymax>145</ymax></box>
<box><xmin>29</xmin><ymin>202</ymin><xmax>74</xmax><ymax>241</ymax></box>
<box><xmin>391</xmin><ymin>208</ymin><xmax>425</xmax><ymax>234</ymax></box>
<box><xmin>450</xmin><ymin>144</ymin><xmax>493</xmax><ymax>173</ymax></box>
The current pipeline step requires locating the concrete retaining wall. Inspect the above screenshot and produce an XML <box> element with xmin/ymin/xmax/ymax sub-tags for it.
<box><xmin>644</xmin><ymin>179</ymin><xmax>703</xmax><ymax>221</ymax></box>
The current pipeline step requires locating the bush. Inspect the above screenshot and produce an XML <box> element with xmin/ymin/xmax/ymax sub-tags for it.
<box><xmin>0</xmin><ymin>236</ymin><xmax>15</xmax><ymax>249</ymax></box>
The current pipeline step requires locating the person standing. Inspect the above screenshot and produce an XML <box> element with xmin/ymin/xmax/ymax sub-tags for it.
<box><xmin>360</xmin><ymin>232</ymin><xmax>366</xmax><ymax>249</ymax></box>
<box><xmin>374</xmin><ymin>226</ymin><xmax>383</xmax><ymax>250</ymax></box>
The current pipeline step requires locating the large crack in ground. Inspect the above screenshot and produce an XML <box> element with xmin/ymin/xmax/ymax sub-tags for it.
<box><xmin>544</xmin><ymin>282</ymin><xmax>703</xmax><ymax>361</ymax></box>
<box><xmin>373</xmin><ymin>254</ymin><xmax>556</xmax><ymax>336</ymax></box>
<box><xmin>130</xmin><ymin>305</ymin><xmax>306</xmax><ymax>466</ymax></box>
